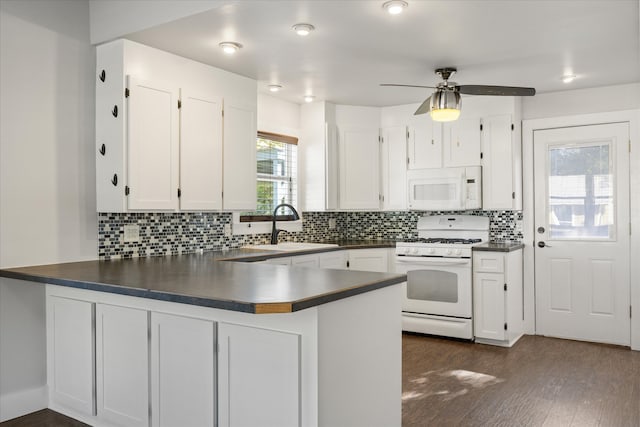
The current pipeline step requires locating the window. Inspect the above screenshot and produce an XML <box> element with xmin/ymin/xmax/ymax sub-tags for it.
<box><xmin>240</xmin><ymin>131</ymin><xmax>298</xmax><ymax>222</ymax></box>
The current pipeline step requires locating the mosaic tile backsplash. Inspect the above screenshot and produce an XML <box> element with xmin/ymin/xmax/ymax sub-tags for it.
<box><xmin>98</xmin><ymin>210</ymin><xmax>522</xmax><ymax>260</ymax></box>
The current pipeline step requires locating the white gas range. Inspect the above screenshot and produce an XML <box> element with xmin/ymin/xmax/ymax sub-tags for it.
<box><xmin>395</xmin><ymin>215</ymin><xmax>489</xmax><ymax>340</ymax></box>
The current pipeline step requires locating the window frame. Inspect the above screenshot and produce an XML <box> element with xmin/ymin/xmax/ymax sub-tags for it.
<box><xmin>233</xmin><ymin>131</ymin><xmax>302</xmax><ymax>235</ymax></box>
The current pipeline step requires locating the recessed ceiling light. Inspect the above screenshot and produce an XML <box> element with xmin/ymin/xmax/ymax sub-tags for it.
<box><xmin>383</xmin><ymin>0</ymin><xmax>408</xmax><ymax>15</ymax></box>
<box><xmin>268</xmin><ymin>85</ymin><xmax>282</xmax><ymax>92</ymax></box>
<box><xmin>292</xmin><ymin>23</ymin><xmax>315</xmax><ymax>36</ymax></box>
<box><xmin>304</xmin><ymin>95</ymin><xmax>315</xmax><ymax>103</ymax></box>
<box><xmin>562</xmin><ymin>74</ymin><xmax>577</xmax><ymax>83</ymax></box>
<box><xmin>219</xmin><ymin>42</ymin><xmax>242</xmax><ymax>55</ymax></box>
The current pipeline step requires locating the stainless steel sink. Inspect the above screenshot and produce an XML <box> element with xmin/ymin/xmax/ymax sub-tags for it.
<box><xmin>243</xmin><ymin>242</ymin><xmax>339</xmax><ymax>252</ymax></box>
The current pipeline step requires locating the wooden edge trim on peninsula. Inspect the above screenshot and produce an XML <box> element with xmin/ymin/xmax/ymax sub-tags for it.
<box><xmin>254</xmin><ymin>302</ymin><xmax>294</xmax><ymax>314</ymax></box>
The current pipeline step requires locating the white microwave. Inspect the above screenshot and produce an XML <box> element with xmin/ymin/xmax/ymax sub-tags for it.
<box><xmin>407</xmin><ymin>166</ymin><xmax>482</xmax><ymax>211</ymax></box>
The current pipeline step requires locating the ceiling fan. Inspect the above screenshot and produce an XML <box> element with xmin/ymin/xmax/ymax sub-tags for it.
<box><xmin>381</xmin><ymin>68</ymin><xmax>536</xmax><ymax>122</ymax></box>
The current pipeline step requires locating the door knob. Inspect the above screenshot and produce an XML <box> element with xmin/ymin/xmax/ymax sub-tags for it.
<box><xmin>537</xmin><ymin>241</ymin><xmax>551</xmax><ymax>248</ymax></box>
<box><xmin>537</xmin><ymin>226</ymin><xmax>545</xmax><ymax>234</ymax></box>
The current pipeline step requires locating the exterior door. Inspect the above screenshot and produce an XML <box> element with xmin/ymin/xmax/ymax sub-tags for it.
<box><xmin>534</xmin><ymin>123</ymin><xmax>630</xmax><ymax>345</ymax></box>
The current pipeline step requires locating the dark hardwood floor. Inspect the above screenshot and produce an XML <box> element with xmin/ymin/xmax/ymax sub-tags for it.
<box><xmin>0</xmin><ymin>409</ymin><xmax>88</xmax><ymax>427</ymax></box>
<box><xmin>403</xmin><ymin>334</ymin><xmax>640</xmax><ymax>427</ymax></box>
<box><xmin>3</xmin><ymin>334</ymin><xmax>639</xmax><ymax>426</ymax></box>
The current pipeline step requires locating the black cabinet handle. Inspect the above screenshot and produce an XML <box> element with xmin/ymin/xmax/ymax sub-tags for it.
<box><xmin>99</xmin><ymin>70</ymin><xmax>106</xmax><ymax>82</ymax></box>
<box><xmin>112</xmin><ymin>105</ymin><xmax>118</xmax><ymax>117</ymax></box>
<box><xmin>99</xmin><ymin>144</ymin><xmax>106</xmax><ymax>156</ymax></box>
<box><xmin>111</xmin><ymin>174</ymin><xmax>118</xmax><ymax>186</ymax></box>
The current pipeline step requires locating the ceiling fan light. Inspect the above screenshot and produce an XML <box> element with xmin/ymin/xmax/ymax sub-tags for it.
<box><xmin>429</xmin><ymin>90</ymin><xmax>461</xmax><ymax>122</ymax></box>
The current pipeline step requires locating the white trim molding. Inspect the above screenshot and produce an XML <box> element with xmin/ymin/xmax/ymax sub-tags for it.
<box><xmin>522</xmin><ymin>109</ymin><xmax>640</xmax><ymax>351</ymax></box>
<box><xmin>0</xmin><ymin>386</ymin><xmax>47</xmax><ymax>422</ymax></box>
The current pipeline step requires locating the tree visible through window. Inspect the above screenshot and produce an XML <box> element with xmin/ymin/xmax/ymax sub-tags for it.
<box><xmin>240</xmin><ymin>131</ymin><xmax>298</xmax><ymax>222</ymax></box>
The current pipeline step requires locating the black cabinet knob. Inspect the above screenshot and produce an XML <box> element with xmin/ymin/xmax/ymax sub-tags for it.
<box><xmin>99</xmin><ymin>144</ymin><xmax>106</xmax><ymax>156</ymax></box>
<box><xmin>112</xmin><ymin>105</ymin><xmax>118</xmax><ymax>117</ymax></box>
<box><xmin>111</xmin><ymin>174</ymin><xmax>118</xmax><ymax>186</ymax></box>
<box><xmin>99</xmin><ymin>70</ymin><xmax>106</xmax><ymax>82</ymax></box>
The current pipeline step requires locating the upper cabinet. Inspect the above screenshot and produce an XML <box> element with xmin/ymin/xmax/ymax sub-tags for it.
<box><xmin>380</xmin><ymin>126</ymin><xmax>407</xmax><ymax>211</ymax></box>
<box><xmin>338</xmin><ymin>126</ymin><xmax>381</xmax><ymax>210</ymax></box>
<box><xmin>299</xmin><ymin>102</ymin><xmax>338</xmax><ymax>211</ymax></box>
<box><xmin>443</xmin><ymin>117</ymin><xmax>482</xmax><ymax>167</ymax></box>
<box><xmin>407</xmin><ymin>115</ymin><xmax>442</xmax><ymax>169</ymax></box>
<box><xmin>95</xmin><ymin>39</ymin><xmax>257</xmax><ymax>213</ymax></box>
<box><xmin>479</xmin><ymin>98</ymin><xmax>523</xmax><ymax>210</ymax></box>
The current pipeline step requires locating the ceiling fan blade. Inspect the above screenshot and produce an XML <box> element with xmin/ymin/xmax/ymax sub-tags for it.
<box><xmin>456</xmin><ymin>85</ymin><xmax>536</xmax><ymax>96</ymax></box>
<box><xmin>380</xmin><ymin>83</ymin><xmax>438</xmax><ymax>89</ymax></box>
<box><xmin>414</xmin><ymin>96</ymin><xmax>432</xmax><ymax>115</ymax></box>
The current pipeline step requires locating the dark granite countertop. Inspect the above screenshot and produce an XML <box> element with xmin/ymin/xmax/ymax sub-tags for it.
<box><xmin>473</xmin><ymin>242</ymin><xmax>525</xmax><ymax>252</ymax></box>
<box><xmin>0</xmin><ymin>252</ymin><xmax>405</xmax><ymax>314</ymax></box>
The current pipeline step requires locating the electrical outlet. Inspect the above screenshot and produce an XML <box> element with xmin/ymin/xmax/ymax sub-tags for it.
<box><xmin>224</xmin><ymin>224</ymin><xmax>232</xmax><ymax>237</ymax></box>
<box><xmin>328</xmin><ymin>218</ymin><xmax>337</xmax><ymax>230</ymax></box>
<box><xmin>123</xmin><ymin>224</ymin><xmax>139</xmax><ymax>242</ymax></box>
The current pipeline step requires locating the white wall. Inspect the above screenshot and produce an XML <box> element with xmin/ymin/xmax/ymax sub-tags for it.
<box><xmin>522</xmin><ymin>83</ymin><xmax>640</xmax><ymax>120</ymax></box>
<box><xmin>0</xmin><ymin>0</ymin><xmax>97</xmax><ymax>420</ymax></box>
<box><xmin>89</xmin><ymin>0</ymin><xmax>221</xmax><ymax>44</ymax></box>
<box><xmin>257</xmin><ymin>93</ymin><xmax>300</xmax><ymax>136</ymax></box>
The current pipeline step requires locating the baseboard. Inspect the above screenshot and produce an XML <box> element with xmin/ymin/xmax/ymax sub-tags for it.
<box><xmin>0</xmin><ymin>386</ymin><xmax>47</xmax><ymax>422</ymax></box>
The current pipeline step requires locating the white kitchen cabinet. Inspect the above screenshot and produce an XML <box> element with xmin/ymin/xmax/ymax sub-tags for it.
<box><xmin>347</xmin><ymin>248</ymin><xmax>391</xmax><ymax>272</ymax></box>
<box><xmin>258</xmin><ymin>256</ymin><xmax>292</xmax><ymax>265</ymax></box>
<box><xmin>222</xmin><ymin>99</ymin><xmax>257</xmax><ymax>210</ymax></box>
<box><xmin>481</xmin><ymin>114</ymin><xmax>522</xmax><ymax>210</ymax></box>
<box><xmin>179</xmin><ymin>89</ymin><xmax>223</xmax><ymax>210</ymax></box>
<box><xmin>127</xmin><ymin>76</ymin><xmax>180</xmax><ymax>210</ymax></box>
<box><xmin>47</xmin><ymin>296</ymin><xmax>95</xmax><ymax>416</ymax></box>
<box><xmin>218</xmin><ymin>323</ymin><xmax>300</xmax><ymax>427</ymax></box>
<box><xmin>381</xmin><ymin>126</ymin><xmax>408</xmax><ymax>210</ymax></box>
<box><xmin>318</xmin><ymin>250</ymin><xmax>348</xmax><ymax>269</ymax></box>
<box><xmin>291</xmin><ymin>254</ymin><xmax>320</xmax><ymax>267</ymax></box>
<box><xmin>473</xmin><ymin>249</ymin><xmax>523</xmax><ymax>347</ymax></box>
<box><xmin>96</xmin><ymin>304</ymin><xmax>149</xmax><ymax>427</ymax></box>
<box><xmin>407</xmin><ymin>115</ymin><xmax>442</xmax><ymax>169</ymax></box>
<box><xmin>443</xmin><ymin>117</ymin><xmax>482</xmax><ymax>167</ymax></box>
<box><xmin>95</xmin><ymin>39</ymin><xmax>257</xmax><ymax>213</ymax></box>
<box><xmin>299</xmin><ymin>101</ymin><xmax>338</xmax><ymax>211</ymax></box>
<box><xmin>151</xmin><ymin>312</ymin><xmax>216</xmax><ymax>427</ymax></box>
<box><xmin>338</xmin><ymin>126</ymin><xmax>381</xmax><ymax>210</ymax></box>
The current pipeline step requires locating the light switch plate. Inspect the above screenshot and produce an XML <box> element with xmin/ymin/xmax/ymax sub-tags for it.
<box><xmin>328</xmin><ymin>218</ymin><xmax>337</xmax><ymax>229</ymax></box>
<box><xmin>123</xmin><ymin>224</ymin><xmax>140</xmax><ymax>242</ymax></box>
<box><xmin>224</xmin><ymin>224</ymin><xmax>232</xmax><ymax>237</ymax></box>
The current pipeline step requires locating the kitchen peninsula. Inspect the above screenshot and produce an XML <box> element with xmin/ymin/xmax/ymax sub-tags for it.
<box><xmin>0</xmin><ymin>250</ymin><xmax>405</xmax><ymax>427</ymax></box>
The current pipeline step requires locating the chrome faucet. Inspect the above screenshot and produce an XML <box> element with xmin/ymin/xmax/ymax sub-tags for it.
<box><xmin>270</xmin><ymin>203</ymin><xmax>300</xmax><ymax>244</ymax></box>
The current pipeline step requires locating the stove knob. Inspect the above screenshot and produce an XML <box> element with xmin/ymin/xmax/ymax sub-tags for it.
<box><xmin>403</xmin><ymin>248</ymin><xmax>411</xmax><ymax>255</ymax></box>
<box><xmin>411</xmin><ymin>248</ymin><xmax>419</xmax><ymax>255</ymax></box>
<box><xmin>445</xmin><ymin>249</ymin><xmax>452</xmax><ymax>255</ymax></box>
<box><xmin>427</xmin><ymin>248</ymin><xmax>435</xmax><ymax>254</ymax></box>
<box><xmin>454</xmin><ymin>249</ymin><xmax>462</xmax><ymax>256</ymax></box>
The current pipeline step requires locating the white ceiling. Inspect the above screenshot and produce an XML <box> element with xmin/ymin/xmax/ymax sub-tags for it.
<box><xmin>126</xmin><ymin>0</ymin><xmax>640</xmax><ymax>107</ymax></box>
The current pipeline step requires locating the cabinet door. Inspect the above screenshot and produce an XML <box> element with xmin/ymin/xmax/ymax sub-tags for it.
<box><xmin>473</xmin><ymin>272</ymin><xmax>507</xmax><ymax>341</ymax></box>
<box><xmin>48</xmin><ymin>296</ymin><xmax>95</xmax><ymax>416</ymax></box>
<box><xmin>348</xmin><ymin>249</ymin><xmax>389</xmax><ymax>272</ymax></box>
<box><xmin>325</xmin><ymin>122</ymin><xmax>339</xmax><ymax>210</ymax></box>
<box><xmin>261</xmin><ymin>256</ymin><xmax>292</xmax><ymax>265</ymax></box>
<box><xmin>218</xmin><ymin>323</ymin><xmax>300</xmax><ymax>427</ymax></box>
<box><xmin>407</xmin><ymin>116</ymin><xmax>442</xmax><ymax>169</ymax></box>
<box><xmin>291</xmin><ymin>254</ymin><xmax>320</xmax><ymax>268</ymax></box>
<box><xmin>151</xmin><ymin>313</ymin><xmax>215</xmax><ymax>427</ymax></box>
<box><xmin>180</xmin><ymin>89</ymin><xmax>223</xmax><ymax>210</ymax></box>
<box><xmin>96</xmin><ymin>304</ymin><xmax>149</xmax><ymax>427</ymax></box>
<box><xmin>443</xmin><ymin>117</ymin><xmax>481</xmax><ymax>167</ymax></box>
<box><xmin>223</xmin><ymin>100</ymin><xmax>257</xmax><ymax>210</ymax></box>
<box><xmin>127</xmin><ymin>76</ymin><xmax>179</xmax><ymax>210</ymax></box>
<box><xmin>319</xmin><ymin>251</ymin><xmax>347</xmax><ymax>269</ymax></box>
<box><xmin>482</xmin><ymin>114</ymin><xmax>515</xmax><ymax>210</ymax></box>
<box><xmin>338</xmin><ymin>126</ymin><xmax>380</xmax><ymax>210</ymax></box>
<box><xmin>381</xmin><ymin>126</ymin><xmax>407</xmax><ymax>210</ymax></box>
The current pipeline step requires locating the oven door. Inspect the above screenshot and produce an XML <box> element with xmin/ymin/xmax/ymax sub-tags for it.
<box><xmin>395</xmin><ymin>256</ymin><xmax>472</xmax><ymax>318</ymax></box>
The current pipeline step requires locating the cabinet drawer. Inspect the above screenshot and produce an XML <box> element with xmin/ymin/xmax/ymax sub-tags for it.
<box><xmin>473</xmin><ymin>253</ymin><xmax>505</xmax><ymax>273</ymax></box>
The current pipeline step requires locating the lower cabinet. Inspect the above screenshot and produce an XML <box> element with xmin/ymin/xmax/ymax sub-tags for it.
<box><xmin>218</xmin><ymin>323</ymin><xmax>300</xmax><ymax>427</ymax></box>
<box><xmin>151</xmin><ymin>313</ymin><xmax>216</xmax><ymax>427</ymax></box>
<box><xmin>291</xmin><ymin>254</ymin><xmax>320</xmax><ymax>267</ymax></box>
<box><xmin>96</xmin><ymin>304</ymin><xmax>149</xmax><ymax>427</ymax></box>
<box><xmin>473</xmin><ymin>249</ymin><xmax>523</xmax><ymax>347</ymax></box>
<box><xmin>347</xmin><ymin>248</ymin><xmax>390</xmax><ymax>272</ymax></box>
<box><xmin>318</xmin><ymin>251</ymin><xmax>347</xmax><ymax>269</ymax></box>
<box><xmin>47</xmin><ymin>296</ymin><xmax>95</xmax><ymax>416</ymax></box>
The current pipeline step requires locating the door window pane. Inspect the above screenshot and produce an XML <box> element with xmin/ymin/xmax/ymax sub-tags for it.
<box><xmin>548</xmin><ymin>143</ymin><xmax>614</xmax><ymax>239</ymax></box>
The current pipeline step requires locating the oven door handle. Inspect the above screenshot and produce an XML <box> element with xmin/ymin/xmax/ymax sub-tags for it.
<box><xmin>395</xmin><ymin>256</ymin><xmax>471</xmax><ymax>266</ymax></box>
